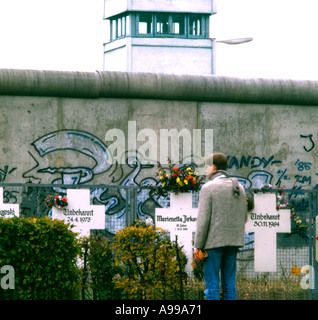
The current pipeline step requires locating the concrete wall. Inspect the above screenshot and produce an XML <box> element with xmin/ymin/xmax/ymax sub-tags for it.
<box><xmin>1</xmin><ymin>69</ymin><xmax>318</xmax><ymax>193</ymax></box>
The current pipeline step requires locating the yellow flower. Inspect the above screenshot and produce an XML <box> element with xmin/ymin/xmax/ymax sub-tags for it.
<box><xmin>176</xmin><ymin>177</ymin><xmax>183</xmax><ymax>186</ymax></box>
<box><xmin>162</xmin><ymin>182</ymin><xmax>166</xmax><ymax>187</ymax></box>
<box><xmin>159</xmin><ymin>176</ymin><xmax>163</xmax><ymax>180</ymax></box>
<box><xmin>186</xmin><ymin>167</ymin><xmax>191</xmax><ymax>171</ymax></box>
<box><xmin>184</xmin><ymin>179</ymin><xmax>188</xmax><ymax>185</ymax></box>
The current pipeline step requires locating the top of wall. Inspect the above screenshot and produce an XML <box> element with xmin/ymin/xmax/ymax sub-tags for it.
<box><xmin>104</xmin><ymin>0</ymin><xmax>215</xmax><ymax>18</ymax></box>
<box><xmin>0</xmin><ymin>68</ymin><xmax>318</xmax><ymax>106</ymax></box>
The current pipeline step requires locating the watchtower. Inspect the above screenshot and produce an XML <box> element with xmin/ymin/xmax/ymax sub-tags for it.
<box><xmin>103</xmin><ymin>0</ymin><xmax>216</xmax><ymax>75</ymax></box>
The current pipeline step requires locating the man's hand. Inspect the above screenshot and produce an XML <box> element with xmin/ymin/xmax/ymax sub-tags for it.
<box><xmin>194</xmin><ymin>248</ymin><xmax>201</xmax><ymax>263</ymax></box>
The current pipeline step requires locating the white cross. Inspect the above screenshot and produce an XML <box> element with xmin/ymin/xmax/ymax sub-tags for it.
<box><xmin>0</xmin><ymin>187</ymin><xmax>19</xmax><ymax>218</ymax></box>
<box><xmin>52</xmin><ymin>189</ymin><xmax>105</xmax><ymax>238</ymax></box>
<box><xmin>245</xmin><ymin>193</ymin><xmax>291</xmax><ymax>272</ymax></box>
<box><xmin>155</xmin><ymin>193</ymin><xmax>197</xmax><ymax>272</ymax></box>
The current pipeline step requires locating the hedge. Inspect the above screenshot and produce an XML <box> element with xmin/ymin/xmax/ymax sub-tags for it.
<box><xmin>0</xmin><ymin>218</ymin><xmax>188</xmax><ymax>300</ymax></box>
<box><xmin>0</xmin><ymin>217</ymin><xmax>81</xmax><ymax>299</ymax></box>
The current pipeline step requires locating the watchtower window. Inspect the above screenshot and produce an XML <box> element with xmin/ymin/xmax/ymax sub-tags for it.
<box><xmin>189</xmin><ymin>15</ymin><xmax>203</xmax><ymax>36</ymax></box>
<box><xmin>172</xmin><ymin>15</ymin><xmax>185</xmax><ymax>35</ymax></box>
<box><xmin>156</xmin><ymin>13</ymin><xmax>185</xmax><ymax>36</ymax></box>
<box><xmin>156</xmin><ymin>14</ymin><xmax>169</xmax><ymax>34</ymax></box>
<box><xmin>108</xmin><ymin>12</ymin><xmax>208</xmax><ymax>41</ymax></box>
<box><xmin>138</xmin><ymin>13</ymin><xmax>153</xmax><ymax>34</ymax></box>
<box><xmin>110</xmin><ymin>15</ymin><xmax>130</xmax><ymax>40</ymax></box>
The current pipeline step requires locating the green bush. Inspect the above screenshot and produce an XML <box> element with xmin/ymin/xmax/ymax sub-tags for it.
<box><xmin>0</xmin><ymin>217</ymin><xmax>81</xmax><ymax>299</ymax></box>
<box><xmin>112</xmin><ymin>221</ymin><xmax>187</xmax><ymax>300</ymax></box>
<box><xmin>0</xmin><ymin>217</ymin><xmax>188</xmax><ymax>300</ymax></box>
<box><xmin>83</xmin><ymin>234</ymin><xmax>122</xmax><ymax>300</ymax></box>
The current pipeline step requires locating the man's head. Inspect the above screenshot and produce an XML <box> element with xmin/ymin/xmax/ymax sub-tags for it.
<box><xmin>205</xmin><ymin>153</ymin><xmax>228</xmax><ymax>178</ymax></box>
<box><xmin>211</xmin><ymin>153</ymin><xmax>228</xmax><ymax>171</ymax></box>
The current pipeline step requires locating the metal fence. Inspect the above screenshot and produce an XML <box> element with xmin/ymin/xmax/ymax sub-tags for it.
<box><xmin>236</xmin><ymin>189</ymin><xmax>317</xmax><ymax>300</ymax></box>
<box><xmin>0</xmin><ymin>183</ymin><xmax>317</xmax><ymax>300</ymax></box>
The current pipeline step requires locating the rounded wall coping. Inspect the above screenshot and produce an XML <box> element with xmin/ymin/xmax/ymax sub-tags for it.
<box><xmin>0</xmin><ymin>68</ymin><xmax>318</xmax><ymax>106</ymax></box>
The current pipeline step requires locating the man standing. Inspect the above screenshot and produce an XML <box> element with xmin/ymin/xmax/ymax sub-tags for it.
<box><xmin>194</xmin><ymin>153</ymin><xmax>247</xmax><ymax>300</ymax></box>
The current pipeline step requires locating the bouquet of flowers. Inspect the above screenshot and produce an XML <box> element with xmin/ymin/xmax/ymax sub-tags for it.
<box><xmin>45</xmin><ymin>195</ymin><xmax>68</xmax><ymax>209</ymax></box>
<box><xmin>149</xmin><ymin>158</ymin><xmax>204</xmax><ymax>199</ymax></box>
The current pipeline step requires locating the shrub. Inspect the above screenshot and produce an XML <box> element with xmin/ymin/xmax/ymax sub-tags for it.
<box><xmin>0</xmin><ymin>217</ymin><xmax>81</xmax><ymax>299</ymax></box>
<box><xmin>83</xmin><ymin>234</ymin><xmax>122</xmax><ymax>300</ymax></box>
<box><xmin>112</xmin><ymin>221</ymin><xmax>187</xmax><ymax>300</ymax></box>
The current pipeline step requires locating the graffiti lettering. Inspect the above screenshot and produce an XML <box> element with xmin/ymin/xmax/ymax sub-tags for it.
<box><xmin>295</xmin><ymin>175</ymin><xmax>312</xmax><ymax>185</ymax></box>
<box><xmin>300</xmin><ymin>134</ymin><xmax>315</xmax><ymax>152</ymax></box>
<box><xmin>3</xmin><ymin>191</ymin><xmax>18</xmax><ymax>204</ymax></box>
<box><xmin>227</xmin><ymin>155</ymin><xmax>282</xmax><ymax>170</ymax></box>
<box><xmin>295</xmin><ymin>159</ymin><xmax>312</xmax><ymax>171</ymax></box>
<box><xmin>276</xmin><ymin>168</ymin><xmax>289</xmax><ymax>187</ymax></box>
<box><xmin>0</xmin><ymin>166</ymin><xmax>16</xmax><ymax>182</ymax></box>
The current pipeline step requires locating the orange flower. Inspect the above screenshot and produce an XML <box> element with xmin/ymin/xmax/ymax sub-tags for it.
<box><xmin>291</xmin><ymin>266</ymin><xmax>301</xmax><ymax>275</ymax></box>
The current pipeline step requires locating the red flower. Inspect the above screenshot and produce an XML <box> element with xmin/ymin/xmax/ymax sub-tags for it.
<box><xmin>188</xmin><ymin>175</ymin><xmax>193</xmax><ymax>179</ymax></box>
<box><xmin>193</xmin><ymin>180</ymin><xmax>197</xmax><ymax>185</ymax></box>
<box><xmin>174</xmin><ymin>168</ymin><xmax>179</xmax><ymax>171</ymax></box>
<box><xmin>173</xmin><ymin>173</ymin><xmax>177</xmax><ymax>177</ymax></box>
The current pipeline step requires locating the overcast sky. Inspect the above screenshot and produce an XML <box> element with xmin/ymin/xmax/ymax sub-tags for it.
<box><xmin>0</xmin><ymin>0</ymin><xmax>106</xmax><ymax>71</ymax></box>
<box><xmin>213</xmin><ymin>0</ymin><xmax>318</xmax><ymax>80</ymax></box>
<box><xmin>0</xmin><ymin>0</ymin><xmax>317</xmax><ymax>80</ymax></box>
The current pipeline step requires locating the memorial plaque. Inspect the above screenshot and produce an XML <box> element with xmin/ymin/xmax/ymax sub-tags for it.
<box><xmin>245</xmin><ymin>193</ymin><xmax>291</xmax><ymax>272</ymax></box>
<box><xmin>156</xmin><ymin>193</ymin><xmax>197</xmax><ymax>272</ymax></box>
<box><xmin>0</xmin><ymin>187</ymin><xmax>19</xmax><ymax>218</ymax></box>
<box><xmin>52</xmin><ymin>189</ymin><xmax>105</xmax><ymax>238</ymax></box>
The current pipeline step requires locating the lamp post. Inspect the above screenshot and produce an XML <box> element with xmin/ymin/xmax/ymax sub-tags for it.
<box><xmin>211</xmin><ymin>37</ymin><xmax>253</xmax><ymax>75</ymax></box>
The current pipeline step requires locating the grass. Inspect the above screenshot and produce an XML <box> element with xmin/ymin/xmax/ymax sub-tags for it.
<box><xmin>236</xmin><ymin>277</ymin><xmax>310</xmax><ymax>300</ymax></box>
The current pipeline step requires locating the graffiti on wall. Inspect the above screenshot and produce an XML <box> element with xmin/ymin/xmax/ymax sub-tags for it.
<box><xmin>0</xmin><ymin>166</ymin><xmax>16</xmax><ymax>182</ymax></box>
<box><xmin>2</xmin><ymin>129</ymin><xmax>318</xmax><ymax>233</ymax></box>
<box><xmin>23</xmin><ymin>130</ymin><xmax>113</xmax><ymax>185</ymax></box>
<box><xmin>20</xmin><ymin>129</ymin><xmax>162</xmax><ymax>233</ymax></box>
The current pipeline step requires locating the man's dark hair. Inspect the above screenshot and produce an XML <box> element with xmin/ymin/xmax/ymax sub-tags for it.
<box><xmin>212</xmin><ymin>153</ymin><xmax>228</xmax><ymax>171</ymax></box>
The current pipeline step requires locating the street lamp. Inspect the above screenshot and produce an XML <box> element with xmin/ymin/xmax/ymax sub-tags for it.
<box><xmin>216</xmin><ymin>37</ymin><xmax>253</xmax><ymax>45</ymax></box>
<box><xmin>211</xmin><ymin>37</ymin><xmax>253</xmax><ymax>75</ymax></box>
